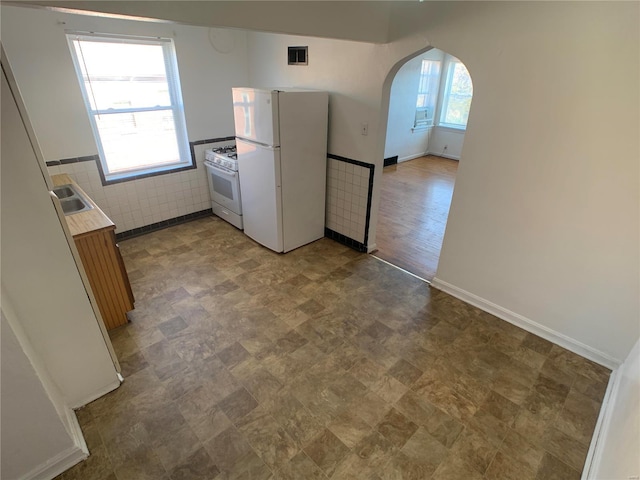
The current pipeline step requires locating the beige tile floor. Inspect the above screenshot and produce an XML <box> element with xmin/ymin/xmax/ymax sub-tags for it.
<box><xmin>58</xmin><ymin>216</ymin><xmax>610</xmax><ymax>480</ymax></box>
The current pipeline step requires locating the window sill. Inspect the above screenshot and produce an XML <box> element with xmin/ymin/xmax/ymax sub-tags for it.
<box><xmin>98</xmin><ymin>161</ymin><xmax>196</xmax><ymax>186</ymax></box>
<box><xmin>436</xmin><ymin>124</ymin><xmax>467</xmax><ymax>132</ymax></box>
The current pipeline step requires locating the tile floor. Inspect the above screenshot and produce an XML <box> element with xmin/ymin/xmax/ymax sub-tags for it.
<box><xmin>58</xmin><ymin>217</ymin><xmax>610</xmax><ymax>480</ymax></box>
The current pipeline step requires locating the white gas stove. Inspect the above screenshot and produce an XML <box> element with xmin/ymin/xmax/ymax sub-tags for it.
<box><xmin>203</xmin><ymin>144</ymin><xmax>243</xmax><ymax>229</ymax></box>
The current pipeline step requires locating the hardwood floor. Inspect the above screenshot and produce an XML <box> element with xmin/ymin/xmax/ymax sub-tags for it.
<box><xmin>373</xmin><ymin>155</ymin><xmax>458</xmax><ymax>281</ymax></box>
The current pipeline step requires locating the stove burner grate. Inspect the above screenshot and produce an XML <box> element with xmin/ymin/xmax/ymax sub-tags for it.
<box><xmin>213</xmin><ymin>145</ymin><xmax>237</xmax><ymax>154</ymax></box>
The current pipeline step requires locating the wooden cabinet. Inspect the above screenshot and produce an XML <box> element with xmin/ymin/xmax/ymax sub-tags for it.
<box><xmin>74</xmin><ymin>227</ymin><xmax>134</xmax><ymax>330</ymax></box>
<box><xmin>51</xmin><ymin>174</ymin><xmax>134</xmax><ymax>330</ymax></box>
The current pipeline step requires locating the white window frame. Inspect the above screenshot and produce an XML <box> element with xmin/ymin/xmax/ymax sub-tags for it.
<box><xmin>66</xmin><ymin>32</ymin><xmax>192</xmax><ymax>184</ymax></box>
<box><xmin>437</xmin><ymin>56</ymin><xmax>473</xmax><ymax>130</ymax></box>
<box><xmin>414</xmin><ymin>59</ymin><xmax>441</xmax><ymax>130</ymax></box>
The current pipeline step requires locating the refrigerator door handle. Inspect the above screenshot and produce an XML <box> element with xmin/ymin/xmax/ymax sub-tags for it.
<box><xmin>236</xmin><ymin>136</ymin><xmax>279</xmax><ymax>150</ymax></box>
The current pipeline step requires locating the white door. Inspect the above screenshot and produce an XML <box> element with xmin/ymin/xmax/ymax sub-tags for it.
<box><xmin>232</xmin><ymin>88</ymin><xmax>280</xmax><ymax>146</ymax></box>
<box><xmin>236</xmin><ymin>138</ymin><xmax>283</xmax><ymax>252</ymax></box>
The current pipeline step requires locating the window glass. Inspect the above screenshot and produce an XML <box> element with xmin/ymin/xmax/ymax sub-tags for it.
<box><xmin>68</xmin><ymin>34</ymin><xmax>191</xmax><ymax>183</ymax></box>
<box><xmin>94</xmin><ymin>111</ymin><xmax>182</xmax><ymax>173</ymax></box>
<box><xmin>440</xmin><ymin>61</ymin><xmax>473</xmax><ymax>128</ymax></box>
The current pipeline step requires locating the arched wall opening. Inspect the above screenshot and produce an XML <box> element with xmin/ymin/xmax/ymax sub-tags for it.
<box><xmin>370</xmin><ymin>45</ymin><xmax>473</xmax><ymax>281</ymax></box>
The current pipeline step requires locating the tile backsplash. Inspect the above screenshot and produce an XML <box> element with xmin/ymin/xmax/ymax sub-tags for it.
<box><xmin>325</xmin><ymin>156</ymin><xmax>372</xmax><ymax>244</ymax></box>
<box><xmin>46</xmin><ymin>139</ymin><xmax>232</xmax><ymax>234</ymax></box>
<box><xmin>48</xmin><ymin>145</ymin><xmax>375</xmax><ymax>245</ymax></box>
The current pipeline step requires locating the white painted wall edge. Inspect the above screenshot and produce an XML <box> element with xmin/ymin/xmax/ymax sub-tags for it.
<box><xmin>398</xmin><ymin>152</ymin><xmax>429</xmax><ymax>163</ymax></box>
<box><xmin>65</xmin><ymin>407</ymin><xmax>88</xmax><ymax>455</ymax></box>
<box><xmin>581</xmin><ymin>368</ymin><xmax>621</xmax><ymax>479</ymax></box>
<box><xmin>430</xmin><ymin>277</ymin><xmax>622</xmax><ymax>369</ymax></box>
<box><xmin>426</xmin><ymin>151</ymin><xmax>460</xmax><ymax>161</ymax></box>
<box><xmin>21</xmin><ymin>443</ymin><xmax>86</xmax><ymax>480</ymax></box>
<box><xmin>70</xmin><ymin>378</ymin><xmax>121</xmax><ymax>410</ymax></box>
<box><xmin>367</xmin><ymin>243</ymin><xmax>378</xmax><ymax>253</ymax></box>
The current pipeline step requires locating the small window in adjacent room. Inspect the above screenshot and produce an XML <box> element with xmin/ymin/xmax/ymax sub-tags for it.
<box><xmin>439</xmin><ymin>59</ymin><xmax>473</xmax><ymax>129</ymax></box>
<box><xmin>414</xmin><ymin>59</ymin><xmax>441</xmax><ymax>128</ymax></box>
<box><xmin>67</xmin><ymin>32</ymin><xmax>192</xmax><ymax>184</ymax></box>
<box><xmin>288</xmin><ymin>46</ymin><xmax>308</xmax><ymax>65</ymax></box>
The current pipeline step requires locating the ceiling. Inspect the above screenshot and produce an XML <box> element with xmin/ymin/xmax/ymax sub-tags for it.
<box><xmin>5</xmin><ymin>1</ymin><xmax>420</xmax><ymax>43</ymax></box>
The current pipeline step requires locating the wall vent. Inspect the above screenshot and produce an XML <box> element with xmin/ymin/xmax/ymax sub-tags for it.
<box><xmin>288</xmin><ymin>46</ymin><xmax>308</xmax><ymax>65</ymax></box>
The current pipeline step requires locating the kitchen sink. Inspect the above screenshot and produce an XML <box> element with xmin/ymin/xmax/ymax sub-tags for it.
<box><xmin>53</xmin><ymin>185</ymin><xmax>75</xmax><ymax>199</ymax></box>
<box><xmin>52</xmin><ymin>184</ymin><xmax>93</xmax><ymax>215</ymax></box>
<box><xmin>60</xmin><ymin>197</ymin><xmax>91</xmax><ymax>214</ymax></box>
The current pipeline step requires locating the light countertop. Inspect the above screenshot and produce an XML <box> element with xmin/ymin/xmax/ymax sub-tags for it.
<box><xmin>51</xmin><ymin>174</ymin><xmax>114</xmax><ymax>237</ymax></box>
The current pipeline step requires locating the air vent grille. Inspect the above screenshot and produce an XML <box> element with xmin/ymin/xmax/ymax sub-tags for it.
<box><xmin>288</xmin><ymin>46</ymin><xmax>308</xmax><ymax>66</ymax></box>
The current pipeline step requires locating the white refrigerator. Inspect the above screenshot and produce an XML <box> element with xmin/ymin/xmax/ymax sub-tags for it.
<box><xmin>232</xmin><ymin>87</ymin><xmax>329</xmax><ymax>253</ymax></box>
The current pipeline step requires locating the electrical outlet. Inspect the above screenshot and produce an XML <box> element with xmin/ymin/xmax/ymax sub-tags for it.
<box><xmin>361</xmin><ymin>123</ymin><xmax>368</xmax><ymax>136</ymax></box>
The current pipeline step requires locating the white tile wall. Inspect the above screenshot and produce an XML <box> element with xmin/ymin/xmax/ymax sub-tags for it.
<box><xmin>325</xmin><ymin>157</ymin><xmax>371</xmax><ymax>244</ymax></box>
<box><xmin>47</xmin><ymin>139</ymin><xmax>233</xmax><ymax>234</ymax></box>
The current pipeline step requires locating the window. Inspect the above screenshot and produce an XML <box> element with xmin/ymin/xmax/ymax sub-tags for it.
<box><xmin>439</xmin><ymin>59</ymin><xmax>473</xmax><ymax>129</ymax></box>
<box><xmin>67</xmin><ymin>33</ymin><xmax>191</xmax><ymax>183</ymax></box>
<box><xmin>414</xmin><ymin>59</ymin><xmax>441</xmax><ymax>128</ymax></box>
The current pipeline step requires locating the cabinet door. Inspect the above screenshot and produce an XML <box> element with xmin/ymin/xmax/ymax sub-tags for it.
<box><xmin>75</xmin><ymin>228</ymin><xmax>134</xmax><ymax>330</ymax></box>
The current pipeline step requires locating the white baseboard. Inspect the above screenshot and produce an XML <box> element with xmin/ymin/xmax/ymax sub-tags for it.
<box><xmin>21</xmin><ymin>444</ymin><xmax>87</xmax><ymax>480</ymax></box>
<box><xmin>398</xmin><ymin>152</ymin><xmax>429</xmax><ymax>163</ymax></box>
<box><xmin>20</xmin><ymin>406</ymin><xmax>90</xmax><ymax>479</ymax></box>
<box><xmin>70</xmin><ymin>377</ymin><xmax>121</xmax><ymax>409</ymax></box>
<box><xmin>430</xmin><ymin>277</ymin><xmax>621</xmax><ymax>369</ymax></box>
<box><xmin>581</xmin><ymin>368</ymin><xmax>621</xmax><ymax>479</ymax></box>
<box><xmin>426</xmin><ymin>151</ymin><xmax>460</xmax><ymax>161</ymax></box>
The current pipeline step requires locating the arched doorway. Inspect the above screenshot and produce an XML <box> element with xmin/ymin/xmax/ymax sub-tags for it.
<box><xmin>373</xmin><ymin>48</ymin><xmax>473</xmax><ymax>282</ymax></box>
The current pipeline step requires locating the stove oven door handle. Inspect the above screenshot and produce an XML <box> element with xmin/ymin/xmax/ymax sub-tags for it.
<box><xmin>206</xmin><ymin>162</ymin><xmax>237</xmax><ymax>178</ymax></box>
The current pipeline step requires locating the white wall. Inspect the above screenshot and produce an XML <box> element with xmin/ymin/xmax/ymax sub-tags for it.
<box><xmin>384</xmin><ymin>49</ymin><xmax>443</xmax><ymax>162</ymax></box>
<box><xmin>592</xmin><ymin>337</ymin><xmax>640</xmax><ymax>479</ymax></box>
<box><xmin>1</xmin><ymin>5</ymin><xmax>249</xmax><ymax>233</ymax></box>
<box><xmin>427</xmin><ymin>127</ymin><xmax>465</xmax><ymax>160</ymax></box>
<box><xmin>1</xmin><ymin>59</ymin><xmax>119</xmax><ymax>408</ymax></box>
<box><xmin>1</xmin><ymin>311</ymin><xmax>84</xmax><ymax>480</ymax></box>
<box><xmin>247</xmin><ymin>31</ymin><xmax>384</xmax><ymax>164</ymax></box>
